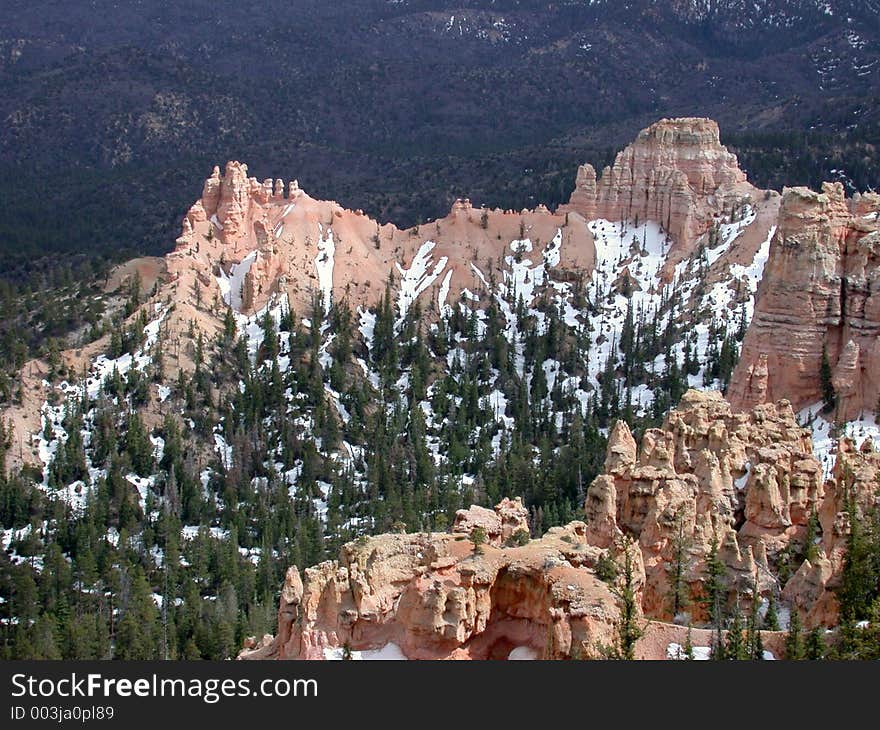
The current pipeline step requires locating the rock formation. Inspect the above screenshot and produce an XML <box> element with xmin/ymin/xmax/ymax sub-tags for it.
<box><xmin>239</xmin><ymin>389</ymin><xmax>879</xmax><ymax>660</ymax></box>
<box><xmin>561</xmin><ymin>117</ymin><xmax>759</xmax><ymax>254</ymax></box>
<box><xmin>452</xmin><ymin>497</ymin><xmax>530</xmax><ymax>547</ymax></box>
<box><xmin>169</xmin><ymin>161</ymin><xmax>583</xmax><ymax>323</ymax></box>
<box><xmin>584</xmin><ymin>388</ymin><xmax>880</xmax><ymax>629</ymax></box>
<box><xmin>783</xmin><ymin>437</ymin><xmax>880</xmax><ymax>626</ymax></box>
<box><xmin>729</xmin><ymin>183</ymin><xmax>880</xmax><ymax>420</ymax></box>
<box><xmin>583</xmin><ymin>389</ymin><xmax>823</xmax><ymax>620</ymax></box>
<box><xmin>239</xmin><ymin>500</ymin><xmax>622</xmax><ymax>661</ymax></box>
<box><xmin>164</xmin><ymin>117</ymin><xmax>767</xmax><ymax>326</ymax></box>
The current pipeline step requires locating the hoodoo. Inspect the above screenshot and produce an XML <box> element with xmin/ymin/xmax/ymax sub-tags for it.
<box><xmin>561</xmin><ymin>118</ymin><xmax>758</xmax><ymax>254</ymax></box>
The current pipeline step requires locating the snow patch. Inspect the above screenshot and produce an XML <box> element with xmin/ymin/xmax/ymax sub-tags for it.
<box><xmin>323</xmin><ymin>642</ymin><xmax>408</xmax><ymax>660</ymax></box>
<box><xmin>216</xmin><ymin>251</ymin><xmax>257</xmax><ymax>312</ymax></box>
<box><xmin>667</xmin><ymin>642</ymin><xmax>712</xmax><ymax>660</ymax></box>
<box><xmin>395</xmin><ymin>241</ymin><xmax>447</xmax><ymax>328</ymax></box>
<box><xmin>315</xmin><ymin>227</ymin><xmax>336</xmax><ymax>314</ymax></box>
<box><xmin>508</xmin><ymin>646</ymin><xmax>539</xmax><ymax>660</ymax></box>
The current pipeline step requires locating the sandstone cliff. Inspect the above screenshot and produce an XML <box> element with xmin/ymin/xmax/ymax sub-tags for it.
<box><xmin>729</xmin><ymin>183</ymin><xmax>880</xmax><ymax>420</ymax></box>
<box><xmin>241</xmin><ymin>391</ymin><xmax>880</xmax><ymax>660</ymax></box>
<box><xmin>584</xmin><ymin>388</ymin><xmax>880</xmax><ymax>629</ymax></box>
<box><xmin>170</xmin><ymin>161</ymin><xmax>590</xmax><ymax>323</ymax></box>
<box><xmin>782</xmin><ymin>437</ymin><xmax>880</xmax><ymax>626</ymax></box>
<box><xmin>168</xmin><ymin>118</ymin><xmax>767</xmax><ymax>329</ymax></box>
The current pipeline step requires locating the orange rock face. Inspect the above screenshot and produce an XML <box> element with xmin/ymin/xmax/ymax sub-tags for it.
<box><xmin>452</xmin><ymin>497</ymin><xmax>529</xmax><ymax>547</ymax></box>
<box><xmin>584</xmin><ymin>389</ymin><xmax>823</xmax><ymax>621</ymax></box>
<box><xmin>241</xmin><ymin>392</ymin><xmax>880</xmax><ymax>660</ymax></box>
<box><xmin>787</xmin><ymin>438</ymin><xmax>880</xmax><ymax>627</ymax></box>
<box><xmin>239</xmin><ymin>501</ymin><xmax>622</xmax><ymax>661</ymax></box>
<box><xmin>165</xmin><ymin>117</ymin><xmax>767</xmax><ymax>332</ymax></box>
<box><xmin>171</xmin><ymin>161</ymin><xmax>588</xmax><ymax>324</ymax></box>
<box><xmin>561</xmin><ymin>117</ymin><xmax>757</xmax><ymax>255</ymax></box>
<box><xmin>585</xmin><ymin>389</ymin><xmax>880</xmax><ymax>629</ymax></box>
<box><xmin>729</xmin><ymin>183</ymin><xmax>880</xmax><ymax>420</ymax></box>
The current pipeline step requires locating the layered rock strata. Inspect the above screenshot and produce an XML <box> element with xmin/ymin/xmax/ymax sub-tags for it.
<box><xmin>729</xmin><ymin>183</ymin><xmax>880</xmax><ymax>420</ymax></box>
<box><xmin>561</xmin><ymin>117</ymin><xmax>760</xmax><ymax>255</ymax></box>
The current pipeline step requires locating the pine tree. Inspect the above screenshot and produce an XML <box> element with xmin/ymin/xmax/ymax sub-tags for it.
<box><xmin>668</xmin><ymin>514</ymin><xmax>691</xmax><ymax>619</ymax></box>
<box><xmin>717</xmin><ymin>335</ymin><xmax>738</xmax><ymax>389</ymax></box>
<box><xmin>838</xmin><ymin>495</ymin><xmax>877</xmax><ymax>622</ymax></box>
<box><xmin>710</xmin><ymin>621</ymin><xmax>727</xmax><ymax>661</ymax></box>
<box><xmin>805</xmin><ymin>627</ymin><xmax>825</xmax><ymax>660</ymax></box>
<box><xmin>30</xmin><ymin>614</ymin><xmax>62</xmax><ymax>659</ymax></box>
<box><xmin>471</xmin><ymin>527</ymin><xmax>487</xmax><ymax>555</ymax></box>
<box><xmin>223</xmin><ymin>307</ymin><xmax>237</xmax><ymax>344</ymax></box>
<box><xmin>763</xmin><ymin>592</ymin><xmax>780</xmax><ymax>631</ymax></box>
<box><xmin>13</xmin><ymin>568</ymin><xmax>38</xmax><ymax>626</ymax></box>
<box><xmin>785</xmin><ymin>607</ymin><xmax>804</xmax><ymax>660</ymax></box>
<box><xmin>746</xmin><ymin>584</ymin><xmax>764</xmax><ymax>660</ymax></box>
<box><xmin>683</xmin><ymin>625</ymin><xmax>695</xmax><ymax>660</ymax></box>
<box><xmin>752</xmin><ymin>621</ymin><xmax>765</xmax><ymax>661</ymax></box>
<box><xmin>606</xmin><ymin>537</ymin><xmax>644</xmax><ymax>660</ymax></box>
<box><xmin>114</xmin><ymin>568</ymin><xmax>160</xmax><ymax>660</ymax></box>
<box><xmin>727</xmin><ymin>605</ymin><xmax>746</xmax><ymax>660</ymax></box>
<box><xmin>820</xmin><ymin>344</ymin><xmax>836</xmax><ymax>414</ymax></box>
<box><xmin>800</xmin><ymin>510</ymin><xmax>820</xmax><ymax>564</ymax></box>
<box><xmin>703</xmin><ymin>537</ymin><xmax>726</xmax><ymax>629</ymax></box>
<box><xmin>125</xmin><ymin>412</ymin><xmax>154</xmax><ymax>477</ymax></box>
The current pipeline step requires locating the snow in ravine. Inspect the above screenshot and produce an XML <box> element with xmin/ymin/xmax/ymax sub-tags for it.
<box><xmin>387</xmin><ymin>213</ymin><xmax>783</xmax><ymax>464</ymax></box>
<box><xmin>584</xmin><ymin>219</ymin><xmax>671</xmax><ymax>398</ymax></box>
<box><xmin>73</xmin><ymin>302</ymin><xmax>169</xmax><ymax>400</ymax></box>
<box><xmin>705</xmin><ymin>205</ymin><xmax>758</xmax><ymax>267</ymax></box>
<box><xmin>395</xmin><ymin>241</ymin><xmax>448</xmax><ymax>328</ymax></box>
<box><xmin>33</xmin><ymin>302</ymin><xmax>169</xmax><ymax>513</ymax></box>
<box><xmin>228</xmin><ymin>292</ymin><xmax>290</xmax><ymax>362</ymax></box>
<box><xmin>214</xmin><ymin>433</ymin><xmax>233</xmax><ymax>471</ymax></box>
<box><xmin>315</xmin><ymin>226</ymin><xmax>336</xmax><ymax>314</ymax></box>
<box><xmin>438</xmin><ymin>268</ymin><xmax>454</xmax><ymax>318</ymax></box>
<box><xmin>728</xmin><ymin>224</ymin><xmax>776</xmax><ymax>322</ymax></box>
<box><xmin>126</xmin><ymin>474</ymin><xmax>155</xmax><ymax>513</ymax></box>
<box><xmin>216</xmin><ymin>251</ymin><xmax>257</xmax><ymax>312</ymax></box>
<box><xmin>358</xmin><ymin>307</ymin><xmax>376</xmax><ymax>347</ymax></box>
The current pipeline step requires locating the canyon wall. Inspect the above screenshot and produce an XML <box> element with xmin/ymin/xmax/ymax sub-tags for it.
<box><xmin>583</xmin><ymin>389</ymin><xmax>822</xmax><ymax>620</ymax></box>
<box><xmin>729</xmin><ymin>184</ymin><xmax>880</xmax><ymax>420</ymax></box>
